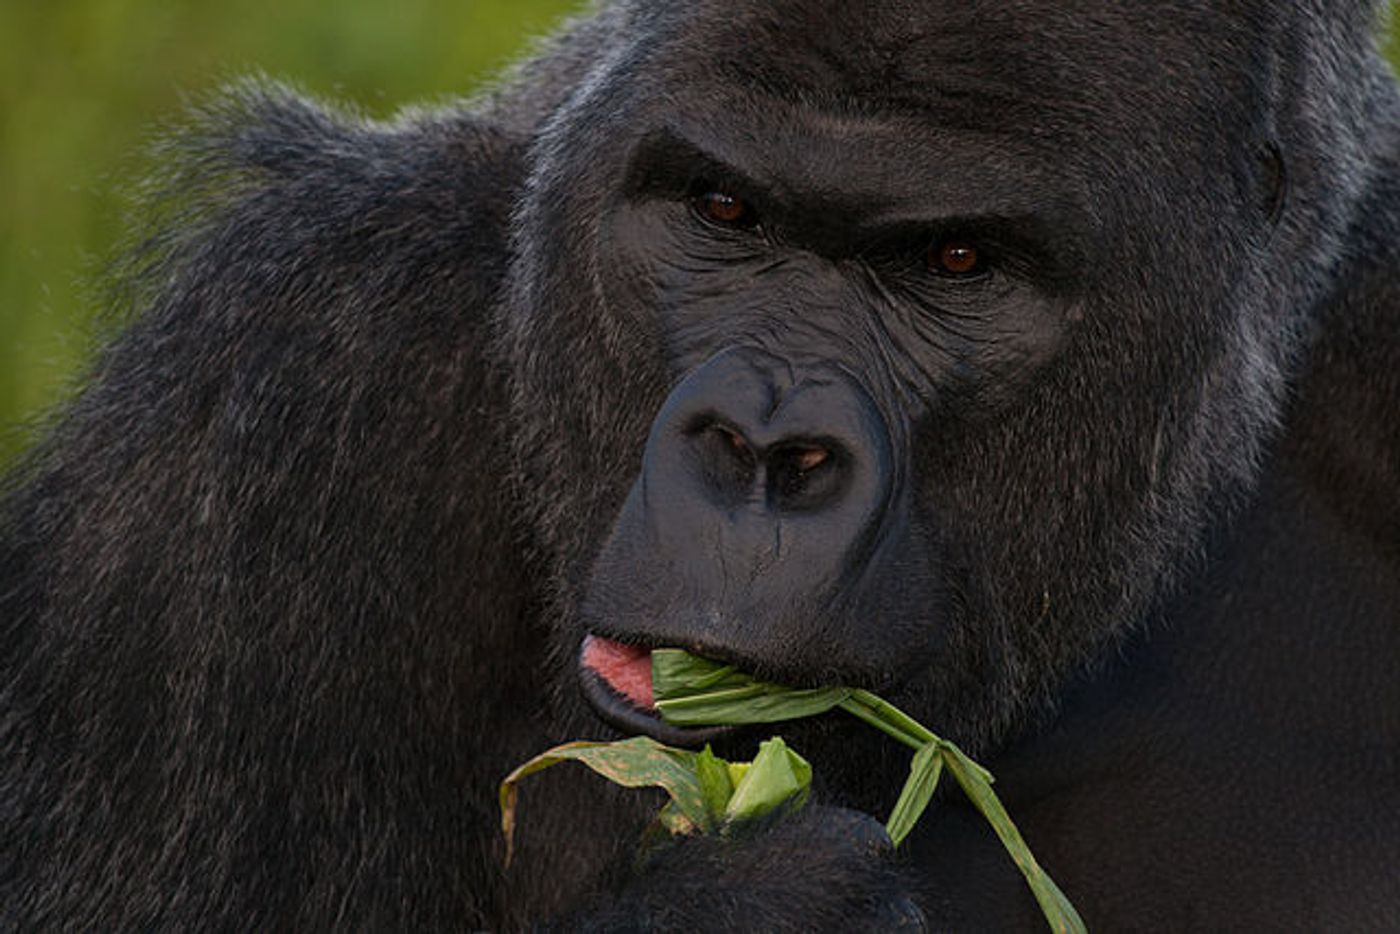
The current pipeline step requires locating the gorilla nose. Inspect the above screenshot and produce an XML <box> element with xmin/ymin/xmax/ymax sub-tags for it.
<box><xmin>581</xmin><ymin>346</ymin><xmax>913</xmax><ymax>668</ymax></box>
<box><xmin>641</xmin><ymin>347</ymin><xmax>894</xmax><ymax>571</ymax></box>
<box><xmin>688</xmin><ymin>418</ymin><xmax>841</xmax><ymax>513</ymax></box>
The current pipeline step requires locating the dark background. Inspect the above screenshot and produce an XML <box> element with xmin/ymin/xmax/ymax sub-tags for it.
<box><xmin>0</xmin><ymin>1</ymin><xmax>1394</xmax><ymax>464</ymax></box>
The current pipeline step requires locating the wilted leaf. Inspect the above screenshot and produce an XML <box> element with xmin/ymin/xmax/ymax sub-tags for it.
<box><xmin>500</xmin><ymin>735</ymin><xmax>816</xmax><ymax>866</ymax></box>
<box><xmin>498</xmin><ymin>737</ymin><xmax>709</xmax><ymax>864</ymax></box>
<box><xmin>654</xmin><ymin>799</ymin><xmax>700</xmax><ymax>837</ymax></box>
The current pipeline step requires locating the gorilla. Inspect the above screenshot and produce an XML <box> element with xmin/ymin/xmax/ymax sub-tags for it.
<box><xmin>3</xmin><ymin>0</ymin><xmax>1398</xmax><ymax>928</ymax></box>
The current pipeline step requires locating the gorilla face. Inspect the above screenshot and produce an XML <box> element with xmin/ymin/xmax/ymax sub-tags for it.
<box><xmin>504</xmin><ymin>1</ymin><xmax>1312</xmax><ymax>750</ymax></box>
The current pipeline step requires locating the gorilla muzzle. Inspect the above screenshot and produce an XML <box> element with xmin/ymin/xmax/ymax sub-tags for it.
<box><xmin>584</xmin><ymin>346</ymin><xmax>902</xmax><ymax>660</ymax></box>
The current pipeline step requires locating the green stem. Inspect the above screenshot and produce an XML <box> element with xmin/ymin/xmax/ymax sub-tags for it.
<box><xmin>688</xmin><ymin>665</ymin><xmax>740</xmax><ymax>689</ymax></box>
<box><xmin>655</xmin><ymin>684</ymin><xmax>768</xmax><ymax>709</ymax></box>
<box><xmin>838</xmin><ymin>692</ymin><xmax>930</xmax><ymax>750</ymax></box>
<box><xmin>848</xmin><ymin>689</ymin><xmax>936</xmax><ymax>743</ymax></box>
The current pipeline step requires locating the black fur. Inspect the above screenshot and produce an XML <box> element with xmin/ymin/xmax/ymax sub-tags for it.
<box><xmin>3</xmin><ymin>1</ymin><xmax>1398</xmax><ymax>929</ymax></box>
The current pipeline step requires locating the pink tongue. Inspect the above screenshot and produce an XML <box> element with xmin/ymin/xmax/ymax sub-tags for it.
<box><xmin>582</xmin><ymin>635</ymin><xmax>654</xmax><ymax>709</ymax></box>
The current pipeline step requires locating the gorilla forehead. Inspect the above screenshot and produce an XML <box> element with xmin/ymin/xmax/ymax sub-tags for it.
<box><xmin>630</xmin><ymin>0</ymin><xmax>1277</xmax><ymax>133</ymax></box>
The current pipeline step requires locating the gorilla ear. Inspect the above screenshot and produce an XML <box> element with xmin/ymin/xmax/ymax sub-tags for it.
<box><xmin>1259</xmin><ymin>141</ymin><xmax>1289</xmax><ymax>225</ymax></box>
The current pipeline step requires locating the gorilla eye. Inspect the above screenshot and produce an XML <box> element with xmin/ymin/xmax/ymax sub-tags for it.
<box><xmin>693</xmin><ymin>190</ymin><xmax>758</xmax><ymax>229</ymax></box>
<box><xmin>929</xmin><ymin>238</ymin><xmax>983</xmax><ymax>277</ymax></box>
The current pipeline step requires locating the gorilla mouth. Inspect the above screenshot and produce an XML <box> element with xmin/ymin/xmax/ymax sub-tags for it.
<box><xmin>579</xmin><ymin>635</ymin><xmax>731</xmax><ymax>746</ymax></box>
<box><xmin>582</xmin><ymin>635</ymin><xmax>654</xmax><ymax>708</ymax></box>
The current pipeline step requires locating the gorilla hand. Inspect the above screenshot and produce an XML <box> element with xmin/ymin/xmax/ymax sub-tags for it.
<box><xmin>568</xmin><ymin>807</ymin><xmax>925</xmax><ymax>933</ymax></box>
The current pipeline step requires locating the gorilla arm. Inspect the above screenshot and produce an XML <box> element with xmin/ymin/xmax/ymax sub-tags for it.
<box><xmin>0</xmin><ymin>83</ymin><xmax>544</xmax><ymax>927</ymax></box>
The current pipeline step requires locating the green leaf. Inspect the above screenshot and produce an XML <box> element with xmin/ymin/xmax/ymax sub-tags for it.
<box><xmin>498</xmin><ymin>737</ymin><xmax>709</xmax><ymax>865</ymax></box>
<box><xmin>647</xmin><ymin>649</ymin><xmax>1087</xmax><ymax>934</ymax></box>
<box><xmin>653</xmin><ymin>648</ymin><xmax>851</xmax><ymax>725</ymax></box>
<box><xmin>658</xmin><ymin>684</ymin><xmax>853</xmax><ymax>725</ymax></box>
<box><xmin>694</xmin><ymin>745</ymin><xmax>736</xmax><ymax>822</ymax></box>
<box><xmin>841</xmin><ymin>689</ymin><xmax>937</xmax><ymax>750</ymax></box>
<box><xmin>519</xmin><ymin>650</ymin><xmax>1084</xmax><ymax>932</ymax></box>
<box><xmin>885</xmin><ymin>740</ymin><xmax>944</xmax><ymax>847</ymax></box>
<box><xmin>651</xmin><ymin>649</ymin><xmax>752</xmax><ymax>697</ymax></box>
<box><xmin>941</xmin><ymin>744</ymin><xmax>1086</xmax><ymax>934</ymax></box>
<box><xmin>723</xmin><ymin>737</ymin><xmax>813</xmax><ymax>823</ymax></box>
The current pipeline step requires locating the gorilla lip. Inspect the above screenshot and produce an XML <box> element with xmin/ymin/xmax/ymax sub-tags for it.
<box><xmin>579</xmin><ymin>634</ymin><xmax>731</xmax><ymax>746</ymax></box>
<box><xmin>581</xmin><ymin>635</ymin><xmax>654</xmax><ymax>709</ymax></box>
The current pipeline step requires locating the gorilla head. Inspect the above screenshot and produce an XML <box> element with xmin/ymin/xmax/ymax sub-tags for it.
<box><xmin>502</xmin><ymin>0</ymin><xmax>1373</xmax><ymax>749</ymax></box>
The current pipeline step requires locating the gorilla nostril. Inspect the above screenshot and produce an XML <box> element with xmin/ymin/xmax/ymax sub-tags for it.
<box><xmin>769</xmin><ymin>442</ymin><xmax>844</xmax><ymax>510</ymax></box>
<box><xmin>791</xmin><ymin>445</ymin><xmax>830</xmax><ymax>473</ymax></box>
<box><xmin>686</xmin><ymin>419</ymin><xmax>758</xmax><ymax>501</ymax></box>
<box><xmin>695</xmin><ymin>421</ymin><xmax>753</xmax><ymax>460</ymax></box>
<box><xmin>716</xmin><ymin>424</ymin><xmax>750</xmax><ymax>456</ymax></box>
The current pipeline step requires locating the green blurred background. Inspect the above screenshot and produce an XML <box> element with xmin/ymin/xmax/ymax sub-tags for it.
<box><xmin>0</xmin><ymin>0</ymin><xmax>583</xmax><ymax>463</ymax></box>
<box><xmin>0</xmin><ymin>2</ymin><xmax>1397</xmax><ymax>465</ymax></box>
